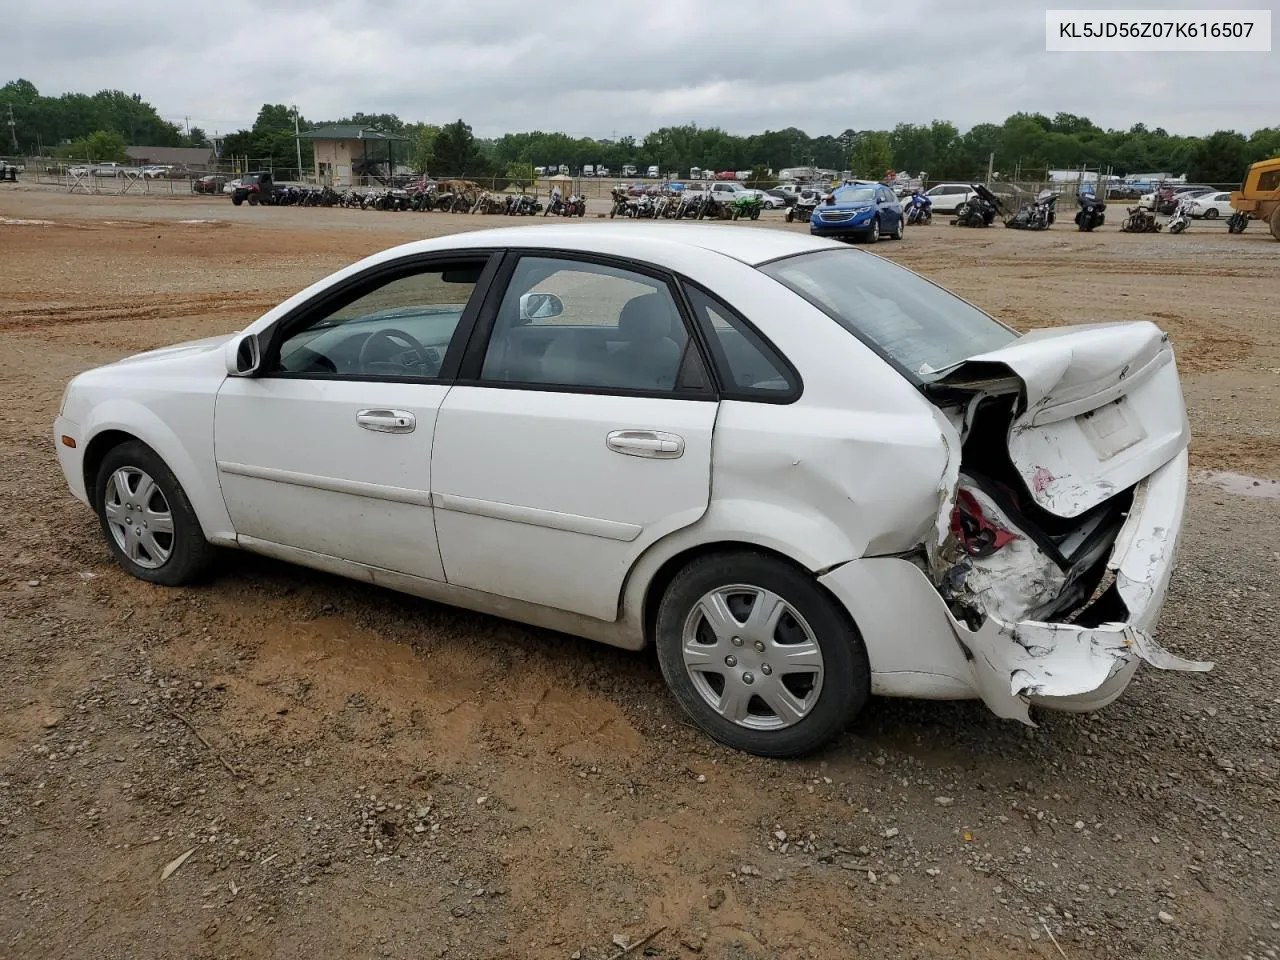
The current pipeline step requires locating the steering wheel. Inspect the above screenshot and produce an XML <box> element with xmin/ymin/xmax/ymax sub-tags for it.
<box><xmin>357</xmin><ymin>328</ymin><xmax>433</xmax><ymax>376</ymax></box>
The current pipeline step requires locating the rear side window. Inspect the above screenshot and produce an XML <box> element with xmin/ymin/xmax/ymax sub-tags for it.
<box><xmin>683</xmin><ymin>285</ymin><xmax>798</xmax><ymax>401</ymax></box>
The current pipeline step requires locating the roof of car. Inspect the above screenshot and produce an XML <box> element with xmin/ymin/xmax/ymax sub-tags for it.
<box><xmin>394</xmin><ymin>223</ymin><xmax>838</xmax><ymax>267</ymax></box>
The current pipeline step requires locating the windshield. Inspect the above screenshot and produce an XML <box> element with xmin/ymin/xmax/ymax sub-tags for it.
<box><xmin>759</xmin><ymin>249</ymin><xmax>1018</xmax><ymax>378</ymax></box>
<box><xmin>832</xmin><ymin>187</ymin><xmax>874</xmax><ymax>203</ymax></box>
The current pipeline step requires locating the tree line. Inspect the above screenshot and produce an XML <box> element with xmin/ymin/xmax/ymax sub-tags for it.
<box><xmin>1</xmin><ymin>79</ymin><xmax>210</xmax><ymax>157</ymax></box>
<box><xmin>5</xmin><ymin>78</ymin><xmax>1277</xmax><ymax>184</ymax></box>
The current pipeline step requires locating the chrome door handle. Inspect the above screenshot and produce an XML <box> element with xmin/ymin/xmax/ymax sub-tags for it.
<box><xmin>356</xmin><ymin>409</ymin><xmax>416</xmax><ymax>434</ymax></box>
<box><xmin>606</xmin><ymin>430</ymin><xmax>684</xmax><ymax>459</ymax></box>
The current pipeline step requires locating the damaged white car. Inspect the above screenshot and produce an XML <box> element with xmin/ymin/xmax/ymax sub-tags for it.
<box><xmin>52</xmin><ymin>224</ymin><xmax>1211</xmax><ymax>756</ymax></box>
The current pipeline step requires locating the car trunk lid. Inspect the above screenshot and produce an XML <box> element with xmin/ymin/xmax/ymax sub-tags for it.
<box><xmin>928</xmin><ymin>321</ymin><xmax>1188</xmax><ymax>518</ymax></box>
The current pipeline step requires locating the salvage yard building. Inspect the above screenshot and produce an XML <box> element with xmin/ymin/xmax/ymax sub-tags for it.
<box><xmin>297</xmin><ymin>125</ymin><xmax>410</xmax><ymax>187</ymax></box>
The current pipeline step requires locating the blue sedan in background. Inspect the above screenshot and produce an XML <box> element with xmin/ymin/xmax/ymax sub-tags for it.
<box><xmin>809</xmin><ymin>181</ymin><xmax>904</xmax><ymax>243</ymax></box>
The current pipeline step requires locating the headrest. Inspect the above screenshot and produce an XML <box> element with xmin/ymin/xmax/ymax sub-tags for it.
<box><xmin>619</xmin><ymin>294</ymin><xmax>671</xmax><ymax>342</ymax></box>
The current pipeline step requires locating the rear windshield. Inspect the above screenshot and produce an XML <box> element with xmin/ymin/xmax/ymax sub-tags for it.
<box><xmin>758</xmin><ymin>249</ymin><xmax>1018</xmax><ymax>378</ymax></box>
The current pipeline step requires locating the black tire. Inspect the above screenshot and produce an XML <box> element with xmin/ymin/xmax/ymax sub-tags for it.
<box><xmin>94</xmin><ymin>441</ymin><xmax>215</xmax><ymax>586</ymax></box>
<box><xmin>785</xmin><ymin>209</ymin><xmax>794</xmax><ymax>222</ymax></box>
<box><xmin>1203</xmin><ymin>207</ymin><xmax>1219</xmax><ymax>219</ymax></box>
<box><xmin>865</xmin><ymin>218</ymin><xmax>880</xmax><ymax>243</ymax></box>
<box><xmin>247</xmin><ymin>193</ymin><xmax>259</xmax><ymax>206</ymax></box>
<box><xmin>655</xmin><ymin>552</ymin><xmax>870</xmax><ymax>757</ymax></box>
<box><xmin>231</xmin><ymin>194</ymin><xmax>244</xmax><ymax>206</ymax></box>
<box><xmin>889</xmin><ymin>214</ymin><xmax>904</xmax><ymax>240</ymax></box>
<box><xmin>750</xmin><ymin>209</ymin><xmax>760</xmax><ymax>220</ymax></box>
<box><xmin>1270</xmin><ymin>207</ymin><xmax>1280</xmax><ymax>241</ymax></box>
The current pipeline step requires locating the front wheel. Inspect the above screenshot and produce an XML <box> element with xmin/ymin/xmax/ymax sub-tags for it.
<box><xmin>247</xmin><ymin>193</ymin><xmax>259</xmax><ymax>206</ymax></box>
<box><xmin>785</xmin><ymin>209</ymin><xmax>794</xmax><ymax>222</ymax></box>
<box><xmin>654</xmin><ymin>552</ymin><xmax>870</xmax><ymax>757</ymax></box>
<box><xmin>94</xmin><ymin>441</ymin><xmax>215</xmax><ymax>586</ymax></box>
<box><xmin>865</xmin><ymin>217</ymin><xmax>880</xmax><ymax>243</ymax></box>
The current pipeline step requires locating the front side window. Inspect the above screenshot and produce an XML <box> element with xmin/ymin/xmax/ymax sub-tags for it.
<box><xmin>760</xmin><ymin>249</ymin><xmax>1018</xmax><ymax>379</ymax></box>
<box><xmin>272</xmin><ymin>260</ymin><xmax>487</xmax><ymax>379</ymax></box>
<box><xmin>480</xmin><ymin>257</ymin><xmax>694</xmax><ymax>392</ymax></box>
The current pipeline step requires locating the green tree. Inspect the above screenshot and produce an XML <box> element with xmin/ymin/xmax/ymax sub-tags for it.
<box><xmin>430</xmin><ymin>119</ymin><xmax>490</xmax><ymax>178</ymax></box>
<box><xmin>405</xmin><ymin>122</ymin><xmax>440</xmax><ymax>174</ymax></box>
<box><xmin>505</xmin><ymin>160</ymin><xmax>536</xmax><ymax>191</ymax></box>
<box><xmin>57</xmin><ymin>130</ymin><xmax>127</xmax><ymax>162</ymax></box>
<box><xmin>1187</xmin><ymin>130</ymin><xmax>1251</xmax><ymax>183</ymax></box>
<box><xmin>848</xmin><ymin>132</ymin><xmax>894</xmax><ymax>179</ymax></box>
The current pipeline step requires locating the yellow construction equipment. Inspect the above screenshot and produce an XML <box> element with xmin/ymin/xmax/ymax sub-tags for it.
<box><xmin>1230</xmin><ymin>157</ymin><xmax>1280</xmax><ymax>239</ymax></box>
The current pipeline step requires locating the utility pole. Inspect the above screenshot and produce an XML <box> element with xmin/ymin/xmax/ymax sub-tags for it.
<box><xmin>292</xmin><ymin>104</ymin><xmax>303</xmax><ymax>181</ymax></box>
<box><xmin>986</xmin><ymin>151</ymin><xmax>995</xmax><ymax>188</ymax></box>
<box><xmin>7</xmin><ymin>104</ymin><xmax>17</xmax><ymax>153</ymax></box>
<box><xmin>184</xmin><ymin>116</ymin><xmax>190</xmax><ymax>137</ymax></box>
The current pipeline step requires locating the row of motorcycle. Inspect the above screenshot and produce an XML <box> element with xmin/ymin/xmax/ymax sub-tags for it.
<box><xmin>1118</xmin><ymin>199</ymin><xmax>1249</xmax><ymax>234</ymax></box>
<box><xmin>608</xmin><ymin>187</ymin><xmax>764</xmax><ymax>221</ymax></box>
<box><xmin>262</xmin><ymin>181</ymin><xmax>591</xmax><ymax>215</ymax></box>
<box><xmin>942</xmin><ymin>185</ymin><xmax>1249</xmax><ymax>235</ymax></box>
<box><xmin>942</xmin><ymin>189</ymin><xmax>1108</xmax><ymax>232</ymax></box>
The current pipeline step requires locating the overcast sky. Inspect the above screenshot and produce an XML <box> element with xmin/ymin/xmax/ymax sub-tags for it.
<box><xmin>3</xmin><ymin>0</ymin><xmax>1275</xmax><ymax>138</ymax></box>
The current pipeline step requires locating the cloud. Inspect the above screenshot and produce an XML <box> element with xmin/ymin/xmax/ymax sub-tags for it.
<box><xmin>3</xmin><ymin>0</ymin><xmax>1274</xmax><ymax>137</ymax></box>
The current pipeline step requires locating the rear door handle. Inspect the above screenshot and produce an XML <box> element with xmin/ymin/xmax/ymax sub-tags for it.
<box><xmin>356</xmin><ymin>409</ymin><xmax>416</xmax><ymax>434</ymax></box>
<box><xmin>606</xmin><ymin>430</ymin><xmax>684</xmax><ymax>459</ymax></box>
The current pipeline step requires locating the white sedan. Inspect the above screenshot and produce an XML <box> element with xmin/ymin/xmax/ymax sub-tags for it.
<box><xmin>1185</xmin><ymin>191</ymin><xmax>1235</xmax><ymax>219</ymax></box>
<box><xmin>53</xmin><ymin>224</ymin><xmax>1211</xmax><ymax>756</ymax></box>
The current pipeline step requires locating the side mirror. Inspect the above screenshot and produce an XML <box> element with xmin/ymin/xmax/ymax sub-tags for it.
<box><xmin>519</xmin><ymin>292</ymin><xmax>564</xmax><ymax>322</ymax></box>
<box><xmin>225</xmin><ymin>332</ymin><xmax>261</xmax><ymax>377</ymax></box>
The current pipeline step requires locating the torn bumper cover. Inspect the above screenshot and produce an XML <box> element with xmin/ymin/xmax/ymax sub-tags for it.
<box><xmin>959</xmin><ymin>448</ymin><xmax>1212</xmax><ymax>724</ymax></box>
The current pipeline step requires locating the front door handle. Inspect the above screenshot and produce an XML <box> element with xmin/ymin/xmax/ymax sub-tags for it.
<box><xmin>606</xmin><ymin>430</ymin><xmax>684</xmax><ymax>459</ymax></box>
<box><xmin>356</xmin><ymin>409</ymin><xmax>416</xmax><ymax>434</ymax></box>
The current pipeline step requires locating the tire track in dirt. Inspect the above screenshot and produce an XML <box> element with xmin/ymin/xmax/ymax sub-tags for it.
<box><xmin>0</xmin><ymin>292</ymin><xmax>281</xmax><ymax>331</ymax></box>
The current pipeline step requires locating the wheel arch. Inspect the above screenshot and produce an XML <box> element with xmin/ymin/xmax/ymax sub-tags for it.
<box><xmin>82</xmin><ymin>429</ymin><xmax>139</xmax><ymax>509</ymax></box>
<box><xmin>625</xmin><ymin>532</ymin><xmax>862</xmax><ymax>651</ymax></box>
<box><xmin>77</xmin><ymin>402</ymin><xmax>234</xmax><ymax>543</ymax></box>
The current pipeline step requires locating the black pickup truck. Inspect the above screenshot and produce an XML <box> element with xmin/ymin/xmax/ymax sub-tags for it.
<box><xmin>230</xmin><ymin>171</ymin><xmax>282</xmax><ymax>206</ymax></box>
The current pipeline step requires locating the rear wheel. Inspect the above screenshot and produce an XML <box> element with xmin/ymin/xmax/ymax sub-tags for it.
<box><xmin>94</xmin><ymin>441</ymin><xmax>215</xmax><ymax>586</ymax></box>
<box><xmin>889</xmin><ymin>214</ymin><xmax>904</xmax><ymax>240</ymax></box>
<box><xmin>1203</xmin><ymin>207</ymin><xmax>1219</xmax><ymax>219</ymax></box>
<box><xmin>785</xmin><ymin>209</ymin><xmax>794</xmax><ymax>222</ymax></box>
<box><xmin>655</xmin><ymin>552</ymin><xmax>869</xmax><ymax>757</ymax></box>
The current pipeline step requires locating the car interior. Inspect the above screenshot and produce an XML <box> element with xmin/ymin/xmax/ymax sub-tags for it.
<box><xmin>482</xmin><ymin>289</ymin><xmax>688</xmax><ymax>391</ymax></box>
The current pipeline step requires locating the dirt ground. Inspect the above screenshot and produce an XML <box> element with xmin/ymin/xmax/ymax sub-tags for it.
<box><xmin>1</xmin><ymin>185</ymin><xmax>1278</xmax><ymax>960</ymax></box>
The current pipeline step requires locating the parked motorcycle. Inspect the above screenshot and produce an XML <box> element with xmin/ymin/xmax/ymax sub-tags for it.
<box><xmin>1120</xmin><ymin>205</ymin><xmax>1162</xmax><ymax>233</ymax></box>
<box><xmin>1165</xmin><ymin>197</ymin><xmax>1193</xmax><ymax>234</ymax></box>
<box><xmin>1226</xmin><ymin>209</ymin><xmax>1250</xmax><ymax>234</ymax></box>
<box><xmin>951</xmin><ymin>184</ymin><xmax>1000</xmax><ymax>227</ymax></box>
<box><xmin>608</xmin><ymin>187</ymin><xmax>630</xmax><ymax>218</ymax></box>
<box><xmin>785</xmin><ymin>190</ymin><xmax>820</xmax><ymax>223</ymax></box>
<box><xmin>1005</xmin><ymin>189</ymin><xmax>1057</xmax><ymax>230</ymax></box>
<box><xmin>902</xmin><ymin>192</ymin><xmax>932</xmax><ymax>225</ymax></box>
<box><xmin>730</xmin><ymin>193</ymin><xmax>763</xmax><ymax>221</ymax></box>
<box><xmin>1074</xmin><ymin>193</ymin><xmax>1107</xmax><ymax>232</ymax></box>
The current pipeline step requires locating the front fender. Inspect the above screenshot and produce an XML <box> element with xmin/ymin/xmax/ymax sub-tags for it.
<box><xmin>80</xmin><ymin>399</ymin><xmax>233</xmax><ymax>543</ymax></box>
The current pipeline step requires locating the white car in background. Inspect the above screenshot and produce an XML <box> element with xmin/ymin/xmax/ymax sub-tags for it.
<box><xmin>1185</xmin><ymin>191</ymin><xmax>1234</xmax><ymax>219</ymax></box>
<box><xmin>52</xmin><ymin>224</ymin><xmax>1210</xmax><ymax>757</ymax></box>
<box><xmin>914</xmin><ymin>182</ymin><xmax>977</xmax><ymax>213</ymax></box>
<box><xmin>222</xmin><ymin>178</ymin><xmax>242</xmax><ymax>195</ymax></box>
